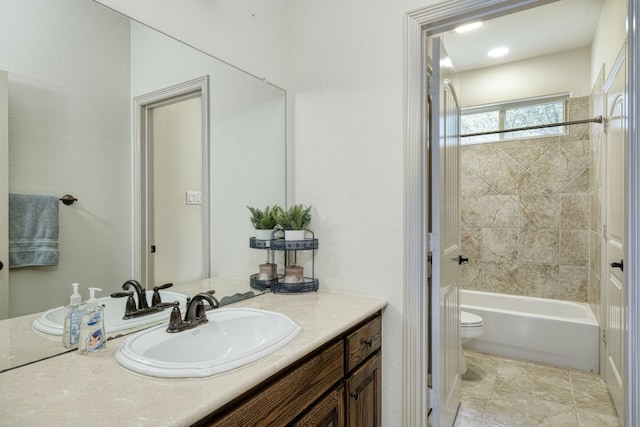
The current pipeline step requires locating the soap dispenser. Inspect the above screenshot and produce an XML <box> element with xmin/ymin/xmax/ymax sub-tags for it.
<box><xmin>78</xmin><ymin>287</ymin><xmax>106</xmax><ymax>354</ymax></box>
<box><xmin>62</xmin><ymin>283</ymin><xmax>84</xmax><ymax>348</ymax></box>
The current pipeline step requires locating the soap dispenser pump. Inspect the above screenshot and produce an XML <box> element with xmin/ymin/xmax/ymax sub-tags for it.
<box><xmin>78</xmin><ymin>287</ymin><xmax>106</xmax><ymax>354</ymax></box>
<box><xmin>62</xmin><ymin>283</ymin><xmax>84</xmax><ymax>348</ymax></box>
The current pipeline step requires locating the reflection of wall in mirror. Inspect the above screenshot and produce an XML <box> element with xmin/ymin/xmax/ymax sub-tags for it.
<box><xmin>2</xmin><ymin>0</ymin><xmax>132</xmax><ymax>317</ymax></box>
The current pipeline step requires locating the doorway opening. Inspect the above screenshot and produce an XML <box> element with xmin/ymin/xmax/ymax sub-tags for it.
<box><xmin>133</xmin><ymin>76</ymin><xmax>210</xmax><ymax>289</ymax></box>
<box><xmin>404</xmin><ymin>1</ymin><xmax>639</xmax><ymax>426</ymax></box>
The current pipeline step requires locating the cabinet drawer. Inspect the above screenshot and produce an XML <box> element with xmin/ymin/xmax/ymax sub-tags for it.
<box><xmin>345</xmin><ymin>315</ymin><xmax>381</xmax><ymax>373</ymax></box>
<box><xmin>205</xmin><ymin>341</ymin><xmax>344</xmax><ymax>427</ymax></box>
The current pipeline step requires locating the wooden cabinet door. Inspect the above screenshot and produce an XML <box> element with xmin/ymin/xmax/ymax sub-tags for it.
<box><xmin>291</xmin><ymin>385</ymin><xmax>345</xmax><ymax>427</ymax></box>
<box><xmin>345</xmin><ymin>352</ymin><xmax>381</xmax><ymax>427</ymax></box>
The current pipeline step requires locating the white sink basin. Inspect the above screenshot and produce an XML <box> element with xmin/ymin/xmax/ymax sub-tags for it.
<box><xmin>32</xmin><ymin>291</ymin><xmax>189</xmax><ymax>337</ymax></box>
<box><xmin>114</xmin><ymin>308</ymin><xmax>301</xmax><ymax>378</ymax></box>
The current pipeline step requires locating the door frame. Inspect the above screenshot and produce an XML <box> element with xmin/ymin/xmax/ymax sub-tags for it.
<box><xmin>133</xmin><ymin>75</ymin><xmax>210</xmax><ymax>288</ymax></box>
<box><xmin>0</xmin><ymin>70</ymin><xmax>8</xmax><ymax>320</ymax></box>
<box><xmin>403</xmin><ymin>1</ymin><xmax>640</xmax><ymax>425</ymax></box>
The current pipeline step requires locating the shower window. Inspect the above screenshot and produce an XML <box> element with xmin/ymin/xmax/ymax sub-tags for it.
<box><xmin>461</xmin><ymin>94</ymin><xmax>568</xmax><ymax>145</ymax></box>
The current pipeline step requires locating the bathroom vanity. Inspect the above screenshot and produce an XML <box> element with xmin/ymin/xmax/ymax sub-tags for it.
<box><xmin>0</xmin><ymin>290</ymin><xmax>387</xmax><ymax>426</ymax></box>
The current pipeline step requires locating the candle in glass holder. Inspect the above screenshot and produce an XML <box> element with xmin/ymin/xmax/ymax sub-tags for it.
<box><xmin>284</xmin><ymin>265</ymin><xmax>304</xmax><ymax>283</ymax></box>
<box><xmin>258</xmin><ymin>263</ymin><xmax>277</xmax><ymax>281</ymax></box>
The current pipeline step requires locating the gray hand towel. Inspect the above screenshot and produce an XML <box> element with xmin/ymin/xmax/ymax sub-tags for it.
<box><xmin>8</xmin><ymin>193</ymin><xmax>59</xmax><ymax>268</ymax></box>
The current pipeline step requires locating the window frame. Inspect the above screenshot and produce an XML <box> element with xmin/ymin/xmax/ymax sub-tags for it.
<box><xmin>461</xmin><ymin>93</ymin><xmax>570</xmax><ymax>144</ymax></box>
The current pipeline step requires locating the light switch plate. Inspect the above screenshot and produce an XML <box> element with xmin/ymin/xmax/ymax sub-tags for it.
<box><xmin>186</xmin><ymin>191</ymin><xmax>202</xmax><ymax>205</ymax></box>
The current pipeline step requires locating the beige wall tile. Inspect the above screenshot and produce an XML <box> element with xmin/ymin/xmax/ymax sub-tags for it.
<box><xmin>560</xmin><ymin>168</ymin><xmax>590</xmax><ymax>193</ymax></box>
<box><xmin>519</xmin><ymin>194</ymin><xmax>559</xmax><ymax>229</ymax></box>
<box><xmin>560</xmin><ymin>229</ymin><xmax>589</xmax><ymax>266</ymax></box>
<box><xmin>519</xmin><ymin>230</ymin><xmax>559</xmax><ymax>264</ymax></box>
<box><xmin>462</xmin><ymin>227</ymin><xmax>482</xmax><ymax>260</ymax></box>
<box><xmin>474</xmin><ymin>150</ymin><xmax>525</xmax><ymax>193</ymax></box>
<box><xmin>560</xmin><ymin>193</ymin><xmax>590</xmax><ymax>229</ymax></box>
<box><xmin>461</xmin><ymin>143</ymin><xmax>499</xmax><ymax>173</ymax></box>
<box><xmin>481</xmin><ymin>228</ymin><xmax>519</xmax><ymax>262</ymax></box>
<box><xmin>558</xmin><ymin>266</ymin><xmax>588</xmax><ymax>302</ymax></box>
<box><xmin>459</xmin><ymin>94</ymin><xmax>600</xmax><ymax>304</ymax></box>
<box><xmin>481</xmin><ymin>261</ymin><xmax>521</xmax><ymax>294</ymax></box>
<box><xmin>500</xmin><ymin>138</ymin><xmax>555</xmax><ymax>168</ymax></box>
<box><xmin>461</xmin><ymin>261</ymin><xmax>482</xmax><ymax>291</ymax></box>
<box><xmin>517</xmin><ymin>263</ymin><xmax>559</xmax><ymax>299</ymax></box>
<box><xmin>505</xmin><ymin>172</ymin><xmax>552</xmax><ymax>195</ymax></box>
<box><xmin>529</xmin><ymin>141</ymin><xmax>589</xmax><ymax>192</ymax></box>
<box><xmin>462</xmin><ymin>195</ymin><xmax>518</xmax><ymax>228</ymax></box>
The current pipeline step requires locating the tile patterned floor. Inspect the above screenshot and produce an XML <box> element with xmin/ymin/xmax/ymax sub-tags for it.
<box><xmin>455</xmin><ymin>349</ymin><xmax>622</xmax><ymax>427</ymax></box>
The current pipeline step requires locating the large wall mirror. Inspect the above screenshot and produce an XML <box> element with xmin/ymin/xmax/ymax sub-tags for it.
<box><xmin>0</xmin><ymin>0</ymin><xmax>286</xmax><ymax>369</ymax></box>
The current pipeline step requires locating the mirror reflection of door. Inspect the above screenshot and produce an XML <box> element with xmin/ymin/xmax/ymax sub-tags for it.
<box><xmin>135</xmin><ymin>76</ymin><xmax>210</xmax><ymax>290</ymax></box>
<box><xmin>148</xmin><ymin>96</ymin><xmax>204</xmax><ymax>287</ymax></box>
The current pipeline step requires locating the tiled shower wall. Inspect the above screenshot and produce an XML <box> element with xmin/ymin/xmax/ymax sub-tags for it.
<box><xmin>460</xmin><ymin>96</ymin><xmax>592</xmax><ymax>303</ymax></box>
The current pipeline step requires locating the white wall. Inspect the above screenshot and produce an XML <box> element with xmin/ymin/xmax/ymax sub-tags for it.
<box><xmin>591</xmin><ymin>0</ymin><xmax>626</xmax><ymax>86</ymax></box>
<box><xmin>457</xmin><ymin>47</ymin><xmax>592</xmax><ymax>107</ymax></box>
<box><xmin>2</xmin><ymin>0</ymin><xmax>132</xmax><ymax>315</ymax></box>
<box><xmin>289</xmin><ymin>1</ymin><xmax>430</xmax><ymax>424</ymax></box>
<box><xmin>95</xmin><ymin>0</ymin><xmax>290</xmax><ymax>90</ymax></box>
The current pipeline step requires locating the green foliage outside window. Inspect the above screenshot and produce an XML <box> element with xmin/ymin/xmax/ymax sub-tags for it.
<box><xmin>461</xmin><ymin>95</ymin><xmax>566</xmax><ymax>145</ymax></box>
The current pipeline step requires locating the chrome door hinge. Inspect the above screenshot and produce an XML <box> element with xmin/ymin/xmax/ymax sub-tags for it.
<box><xmin>603</xmin><ymin>329</ymin><xmax>607</xmax><ymax>345</ymax></box>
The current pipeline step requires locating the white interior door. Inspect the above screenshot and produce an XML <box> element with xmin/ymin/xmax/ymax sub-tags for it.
<box><xmin>603</xmin><ymin>48</ymin><xmax>626</xmax><ymax>419</ymax></box>
<box><xmin>149</xmin><ymin>96</ymin><xmax>203</xmax><ymax>287</ymax></box>
<box><xmin>0</xmin><ymin>70</ymin><xmax>9</xmax><ymax>320</ymax></box>
<box><xmin>429</xmin><ymin>37</ymin><xmax>462</xmax><ymax>427</ymax></box>
<box><xmin>134</xmin><ymin>76</ymin><xmax>210</xmax><ymax>290</ymax></box>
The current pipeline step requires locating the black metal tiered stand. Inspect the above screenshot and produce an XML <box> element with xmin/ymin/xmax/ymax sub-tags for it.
<box><xmin>249</xmin><ymin>230</ymin><xmax>318</xmax><ymax>293</ymax></box>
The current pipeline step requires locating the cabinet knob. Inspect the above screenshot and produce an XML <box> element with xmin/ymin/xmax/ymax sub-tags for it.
<box><xmin>349</xmin><ymin>392</ymin><xmax>359</xmax><ymax>400</ymax></box>
<box><xmin>364</xmin><ymin>339</ymin><xmax>373</xmax><ymax>347</ymax></box>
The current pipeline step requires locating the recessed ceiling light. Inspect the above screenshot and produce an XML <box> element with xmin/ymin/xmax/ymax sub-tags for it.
<box><xmin>454</xmin><ymin>22</ymin><xmax>482</xmax><ymax>33</ymax></box>
<box><xmin>488</xmin><ymin>47</ymin><xmax>509</xmax><ymax>58</ymax></box>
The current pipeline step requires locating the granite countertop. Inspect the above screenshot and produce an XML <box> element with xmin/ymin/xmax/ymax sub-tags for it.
<box><xmin>0</xmin><ymin>290</ymin><xmax>387</xmax><ymax>426</ymax></box>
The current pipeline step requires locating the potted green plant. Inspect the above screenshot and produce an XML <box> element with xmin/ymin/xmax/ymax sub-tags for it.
<box><xmin>275</xmin><ymin>204</ymin><xmax>312</xmax><ymax>240</ymax></box>
<box><xmin>247</xmin><ymin>205</ymin><xmax>282</xmax><ymax>242</ymax></box>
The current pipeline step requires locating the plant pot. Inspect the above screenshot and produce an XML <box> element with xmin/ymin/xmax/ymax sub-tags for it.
<box><xmin>284</xmin><ymin>230</ymin><xmax>305</xmax><ymax>241</ymax></box>
<box><xmin>256</xmin><ymin>229</ymin><xmax>275</xmax><ymax>247</ymax></box>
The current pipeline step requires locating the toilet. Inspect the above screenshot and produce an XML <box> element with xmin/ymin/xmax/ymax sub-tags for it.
<box><xmin>461</xmin><ymin>310</ymin><xmax>484</xmax><ymax>343</ymax></box>
<box><xmin>460</xmin><ymin>310</ymin><xmax>484</xmax><ymax>374</ymax></box>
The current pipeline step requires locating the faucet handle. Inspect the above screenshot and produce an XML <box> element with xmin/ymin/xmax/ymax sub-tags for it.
<box><xmin>111</xmin><ymin>291</ymin><xmax>137</xmax><ymax>317</ymax></box>
<box><xmin>166</xmin><ymin>301</ymin><xmax>184</xmax><ymax>333</ymax></box>
<box><xmin>151</xmin><ymin>282</ymin><xmax>174</xmax><ymax>306</ymax></box>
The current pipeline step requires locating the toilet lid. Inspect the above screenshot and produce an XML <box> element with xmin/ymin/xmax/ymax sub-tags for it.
<box><xmin>461</xmin><ymin>311</ymin><xmax>483</xmax><ymax>327</ymax></box>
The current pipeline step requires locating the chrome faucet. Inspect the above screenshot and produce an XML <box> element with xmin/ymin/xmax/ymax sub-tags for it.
<box><xmin>166</xmin><ymin>291</ymin><xmax>219</xmax><ymax>333</ymax></box>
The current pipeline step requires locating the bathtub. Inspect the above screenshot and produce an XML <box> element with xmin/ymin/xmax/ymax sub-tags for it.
<box><xmin>461</xmin><ymin>290</ymin><xmax>599</xmax><ymax>372</ymax></box>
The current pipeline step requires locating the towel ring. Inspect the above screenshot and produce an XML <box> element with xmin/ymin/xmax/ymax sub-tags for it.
<box><xmin>60</xmin><ymin>194</ymin><xmax>78</xmax><ymax>205</ymax></box>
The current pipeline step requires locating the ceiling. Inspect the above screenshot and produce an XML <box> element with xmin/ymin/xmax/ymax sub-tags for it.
<box><xmin>441</xmin><ymin>0</ymin><xmax>605</xmax><ymax>72</ymax></box>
